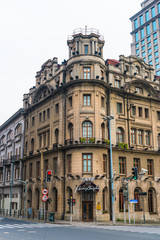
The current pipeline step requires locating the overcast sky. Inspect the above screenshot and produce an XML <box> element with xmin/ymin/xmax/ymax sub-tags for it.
<box><xmin>0</xmin><ymin>0</ymin><xmax>142</xmax><ymax>125</ymax></box>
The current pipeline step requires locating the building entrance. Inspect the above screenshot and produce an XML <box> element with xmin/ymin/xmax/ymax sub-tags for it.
<box><xmin>82</xmin><ymin>201</ymin><xmax>93</xmax><ymax>221</ymax></box>
<box><xmin>82</xmin><ymin>191</ymin><xmax>93</xmax><ymax>222</ymax></box>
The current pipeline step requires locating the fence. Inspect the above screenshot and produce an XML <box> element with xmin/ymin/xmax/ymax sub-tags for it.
<box><xmin>0</xmin><ymin>209</ymin><xmax>54</xmax><ymax>222</ymax></box>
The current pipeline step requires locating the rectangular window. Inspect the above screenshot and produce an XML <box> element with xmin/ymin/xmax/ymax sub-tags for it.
<box><xmin>151</xmin><ymin>7</ymin><xmax>155</xmax><ymax>18</ymax></box>
<box><xmin>103</xmin><ymin>154</ymin><xmax>107</xmax><ymax>173</ymax></box>
<box><xmin>43</xmin><ymin>110</ymin><xmax>46</xmax><ymax>121</ymax></box>
<box><xmin>131</xmin><ymin>129</ymin><xmax>136</xmax><ymax>144</ymax></box>
<box><xmin>145</xmin><ymin>11</ymin><xmax>149</xmax><ymax>22</ymax></box>
<box><xmin>142</xmin><ymin>45</ymin><xmax>145</xmax><ymax>51</ymax></box>
<box><xmin>84</xmin><ymin>45</ymin><xmax>88</xmax><ymax>54</ymax></box>
<box><xmin>134</xmin><ymin>18</ymin><xmax>138</xmax><ymax>29</ymax></box>
<box><xmin>141</xmin><ymin>28</ymin><xmax>144</xmax><ymax>39</ymax></box>
<box><xmin>140</xmin><ymin>15</ymin><xmax>143</xmax><ymax>25</ymax></box>
<box><xmin>154</xmin><ymin>45</ymin><xmax>158</xmax><ymax>51</ymax></box>
<box><xmin>119</xmin><ymin>157</ymin><xmax>126</xmax><ymax>174</ymax></box>
<box><xmin>131</xmin><ymin>106</ymin><xmax>136</xmax><ymax>116</ymax></box>
<box><xmin>117</xmin><ymin>102</ymin><xmax>122</xmax><ymax>114</ymax></box>
<box><xmin>67</xmin><ymin>154</ymin><xmax>72</xmax><ymax>174</ymax></box>
<box><xmin>156</xmin><ymin>64</ymin><xmax>159</xmax><ymax>70</ymax></box>
<box><xmin>145</xmin><ymin>108</ymin><xmax>149</xmax><ymax>118</ymax></box>
<box><xmin>84</xmin><ymin>67</ymin><xmax>91</xmax><ymax>79</ymax></box>
<box><xmin>83</xmin><ymin>154</ymin><xmax>92</xmax><ymax>172</ymax></box>
<box><xmin>53</xmin><ymin>157</ymin><xmax>58</xmax><ymax>175</ymax></box>
<box><xmin>158</xmin><ymin>3</ymin><xmax>160</xmax><ymax>14</ymax></box>
<box><xmin>55</xmin><ymin>103</ymin><xmax>59</xmax><ymax>114</ymax></box>
<box><xmin>147</xmin><ymin>159</ymin><xmax>153</xmax><ymax>176</ymax></box>
<box><xmin>155</xmin><ymin>57</ymin><xmax>159</xmax><ymax>63</ymax></box>
<box><xmin>69</xmin><ymin>96</ymin><xmax>72</xmax><ymax>108</ymax></box>
<box><xmin>157</xmin><ymin>111</ymin><xmax>160</xmax><ymax>120</ymax></box>
<box><xmin>115</xmin><ymin>80</ymin><xmax>120</xmax><ymax>88</ymax></box>
<box><xmin>149</xmin><ymin>61</ymin><xmax>153</xmax><ymax>65</ymax></box>
<box><xmin>39</xmin><ymin>134</ymin><xmax>42</xmax><ymax>148</ymax></box>
<box><xmin>154</xmin><ymin>38</ymin><xmax>158</xmax><ymax>44</ymax></box>
<box><xmin>148</xmin><ymin>54</ymin><xmax>152</xmax><ymax>60</ymax></box>
<box><xmin>36</xmin><ymin>161</ymin><xmax>40</xmax><ymax>177</ymax></box>
<box><xmin>136</xmin><ymin>43</ymin><xmax>139</xmax><ymax>49</ymax></box>
<box><xmin>155</xmin><ymin>51</ymin><xmax>159</xmax><ymax>57</ymax></box>
<box><xmin>136</xmin><ymin>49</ymin><xmax>139</xmax><ymax>54</ymax></box>
<box><xmin>24</xmin><ymin>165</ymin><xmax>26</xmax><ymax>180</ymax></box>
<box><xmin>47</xmin><ymin>108</ymin><xmax>50</xmax><ymax>118</ymax></box>
<box><xmin>142</xmin><ymin>52</ymin><xmax>145</xmax><ymax>57</ymax></box>
<box><xmin>152</xmin><ymin>20</ymin><xmax>157</xmax><ymax>31</ymax></box>
<box><xmin>153</xmin><ymin>32</ymin><xmax>157</xmax><ymax>38</ymax></box>
<box><xmin>133</xmin><ymin>158</ymin><xmax>140</xmax><ymax>173</ymax></box>
<box><xmin>148</xmin><ymin>48</ymin><xmax>152</xmax><ymax>54</ymax></box>
<box><xmin>138</xmin><ymin>130</ymin><xmax>143</xmax><ymax>145</ymax></box>
<box><xmin>145</xmin><ymin>131</ymin><xmax>150</xmax><ymax>145</ymax></box>
<box><xmin>135</xmin><ymin>32</ymin><xmax>139</xmax><ymax>42</ymax></box>
<box><xmin>32</xmin><ymin>117</ymin><xmax>35</xmax><ymax>126</ymax></box>
<box><xmin>146</xmin><ymin>24</ymin><xmax>150</xmax><ymax>35</ymax></box>
<box><xmin>83</xmin><ymin>94</ymin><xmax>91</xmax><ymax>106</ymax></box>
<box><xmin>147</xmin><ymin>42</ymin><xmax>151</xmax><ymax>48</ymax></box>
<box><xmin>29</xmin><ymin>163</ymin><xmax>32</xmax><ymax>178</ymax></box>
<box><xmin>147</xmin><ymin>36</ymin><xmax>151</xmax><ymax>42</ymax></box>
<box><xmin>141</xmin><ymin>40</ymin><xmax>145</xmax><ymax>45</ymax></box>
<box><xmin>101</xmin><ymin>96</ymin><xmax>105</xmax><ymax>108</ymax></box>
<box><xmin>138</xmin><ymin>107</ymin><xmax>143</xmax><ymax>117</ymax></box>
<box><xmin>39</xmin><ymin>113</ymin><xmax>41</xmax><ymax>122</ymax></box>
<box><xmin>157</xmin><ymin>70</ymin><xmax>160</xmax><ymax>76</ymax></box>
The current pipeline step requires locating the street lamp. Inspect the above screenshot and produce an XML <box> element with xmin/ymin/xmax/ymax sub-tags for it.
<box><xmin>103</xmin><ymin>115</ymin><xmax>115</xmax><ymax>224</ymax></box>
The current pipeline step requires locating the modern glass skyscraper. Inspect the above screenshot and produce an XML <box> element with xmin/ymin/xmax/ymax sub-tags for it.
<box><xmin>130</xmin><ymin>0</ymin><xmax>160</xmax><ymax>76</ymax></box>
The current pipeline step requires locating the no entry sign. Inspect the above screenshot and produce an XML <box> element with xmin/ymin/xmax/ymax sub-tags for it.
<box><xmin>42</xmin><ymin>189</ymin><xmax>48</xmax><ymax>195</ymax></box>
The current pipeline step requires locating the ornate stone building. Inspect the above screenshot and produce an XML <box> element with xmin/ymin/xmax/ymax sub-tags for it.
<box><xmin>23</xmin><ymin>27</ymin><xmax>160</xmax><ymax>222</ymax></box>
<box><xmin>0</xmin><ymin>109</ymin><xmax>25</xmax><ymax>212</ymax></box>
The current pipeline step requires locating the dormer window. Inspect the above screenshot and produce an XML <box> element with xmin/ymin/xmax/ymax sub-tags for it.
<box><xmin>135</xmin><ymin>66</ymin><xmax>140</xmax><ymax>74</ymax></box>
<box><xmin>135</xmin><ymin>87</ymin><xmax>143</xmax><ymax>94</ymax></box>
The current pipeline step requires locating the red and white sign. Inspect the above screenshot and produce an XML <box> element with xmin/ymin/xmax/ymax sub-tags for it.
<box><xmin>42</xmin><ymin>189</ymin><xmax>48</xmax><ymax>195</ymax></box>
<box><xmin>42</xmin><ymin>195</ymin><xmax>48</xmax><ymax>201</ymax></box>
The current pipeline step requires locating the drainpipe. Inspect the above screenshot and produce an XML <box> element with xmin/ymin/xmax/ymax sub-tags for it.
<box><xmin>63</xmin><ymin>89</ymin><xmax>66</xmax><ymax>220</ymax></box>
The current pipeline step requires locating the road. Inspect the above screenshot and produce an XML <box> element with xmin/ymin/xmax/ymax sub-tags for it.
<box><xmin>0</xmin><ymin>218</ymin><xmax>160</xmax><ymax>240</ymax></box>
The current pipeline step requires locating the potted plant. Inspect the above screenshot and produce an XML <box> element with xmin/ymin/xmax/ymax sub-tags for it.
<box><xmin>89</xmin><ymin>138</ymin><xmax>95</xmax><ymax>143</ymax></box>
<box><xmin>102</xmin><ymin>139</ymin><xmax>110</xmax><ymax>145</ymax></box>
<box><xmin>80</xmin><ymin>137</ymin><xmax>87</xmax><ymax>143</ymax></box>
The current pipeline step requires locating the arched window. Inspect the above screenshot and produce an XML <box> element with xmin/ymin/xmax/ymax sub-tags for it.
<box><xmin>157</xmin><ymin>134</ymin><xmax>160</xmax><ymax>150</ymax></box>
<box><xmin>119</xmin><ymin>188</ymin><xmax>124</xmax><ymax>212</ymax></box>
<box><xmin>68</xmin><ymin>123</ymin><xmax>73</xmax><ymax>141</ymax></box>
<box><xmin>55</xmin><ymin>129</ymin><xmax>59</xmax><ymax>144</ymax></box>
<box><xmin>15</xmin><ymin>123</ymin><xmax>22</xmax><ymax>135</ymax></box>
<box><xmin>82</xmin><ymin>121</ymin><xmax>93</xmax><ymax>140</ymax></box>
<box><xmin>7</xmin><ymin>130</ymin><xmax>13</xmax><ymax>140</ymax></box>
<box><xmin>28</xmin><ymin>189</ymin><xmax>32</xmax><ymax>208</ymax></box>
<box><xmin>148</xmin><ymin>188</ymin><xmax>157</xmax><ymax>214</ymax></box>
<box><xmin>116</xmin><ymin>127</ymin><xmax>124</xmax><ymax>143</ymax></box>
<box><xmin>101</xmin><ymin>123</ymin><xmax>105</xmax><ymax>140</ymax></box>
<box><xmin>35</xmin><ymin>189</ymin><xmax>40</xmax><ymax>210</ymax></box>
<box><xmin>31</xmin><ymin>138</ymin><xmax>34</xmax><ymax>152</ymax></box>
<box><xmin>53</xmin><ymin>187</ymin><xmax>58</xmax><ymax>212</ymax></box>
<box><xmin>134</xmin><ymin>188</ymin><xmax>142</xmax><ymax>211</ymax></box>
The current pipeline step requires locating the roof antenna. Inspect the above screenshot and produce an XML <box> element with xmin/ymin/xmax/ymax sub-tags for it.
<box><xmin>85</xmin><ymin>25</ymin><xmax>87</xmax><ymax>35</ymax></box>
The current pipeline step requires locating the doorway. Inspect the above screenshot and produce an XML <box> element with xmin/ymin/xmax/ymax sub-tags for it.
<box><xmin>82</xmin><ymin>201</ymin><xmax>93</xmax><ymax>222</ymax></box>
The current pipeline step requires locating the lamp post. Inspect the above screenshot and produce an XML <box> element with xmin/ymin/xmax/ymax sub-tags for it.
<box><xmin>103</xmin><ymin>115</ymin><xmax>115</xmax><ymax>224</ymax></box>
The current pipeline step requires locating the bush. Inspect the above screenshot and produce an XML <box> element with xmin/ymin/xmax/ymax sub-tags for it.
<box><xmin>118</xmin><ymin>142</ymin><xmax>128</xmax><ymax>149</ymax></box>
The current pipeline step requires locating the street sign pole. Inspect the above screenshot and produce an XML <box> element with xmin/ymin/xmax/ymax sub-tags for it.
<box><xmin>134</xmin><ymin>203</ymin><xmax>135</xmax><ymax>224</ymax></box>
<box><xmin>127</xmin><ymin>181</ymin><xmax>130</xmax><ymax>224</ymax></box>
<box><xmin>143</xmin><ymin>197</ymin><xmax>145</xmax><ymax>224</ymax></box>
<box><xmin>70</xmin><ymin>197</ymin><xmax>72</xmax><ymax>223</ymax></box>
<box><xmin>124</xmin><ymin>196</ymin><xmax>126</xmax><ymax>224</ymax></box>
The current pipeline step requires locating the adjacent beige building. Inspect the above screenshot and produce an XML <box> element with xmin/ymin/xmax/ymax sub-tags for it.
<box><xmin>22</xmin><ymin>28</ymin><xmax>160</xmax><ymax>222</ymax></box>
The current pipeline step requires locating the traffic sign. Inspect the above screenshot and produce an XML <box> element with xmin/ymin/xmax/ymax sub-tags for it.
<box><xmin>42</xmin><ymin>189</ymin><xmax>48</xmax><ymax>195</ymax></box>
<box><xmin>42</xmin><ymin>195</ymin><xmax>48</xmax><ymax>201</ymax></box>
<box><xmin>130</xmin><ymin>199</ymin><xmax>138</xmax><ymax>203</ymax></box>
